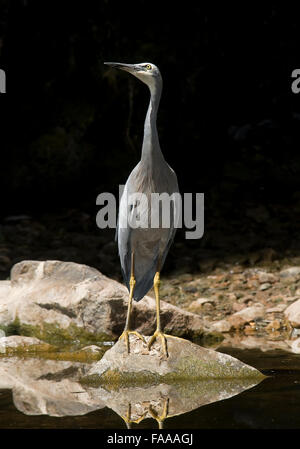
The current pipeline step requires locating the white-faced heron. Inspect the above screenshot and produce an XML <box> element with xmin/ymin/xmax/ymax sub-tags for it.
<box><xmin>104</xmin><ymin>62</ymin><xmax>180</xmax><ymax>356</ymax></box>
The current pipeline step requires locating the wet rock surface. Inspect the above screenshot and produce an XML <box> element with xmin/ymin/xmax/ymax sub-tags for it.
<box><xmin>84</xmin><ymin>334</ymin><xmax>264</xmax><ymax>385</ymax></box>
<box><xmin>0</xmin><ymin>335</ymin><xmax>55</xmax><ymax>354</ymax></box>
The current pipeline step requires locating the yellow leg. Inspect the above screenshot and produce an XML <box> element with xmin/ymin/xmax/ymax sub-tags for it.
<box><xmin>148</xmin><ymin>398</ymin><xmax>169</xmax><ymax>429</ymax></box>
<box><xmin>119</xmin><ymin>274</ymin><xmax>146</xmax><ymax>352</ymax></box>
<box><xmin>147</xmin><ymin>272</ymin><xmax>187</xmax><ymax>356</ymax></box>
<box><xmin>121</xmin><ymin>403</ymin><xmax>147</xmax><ymax>428</ymax></box>
<box><xmin>147</xmin><ymin>272</ymin><xmax>169</xmax><ymax>356</ymax></box>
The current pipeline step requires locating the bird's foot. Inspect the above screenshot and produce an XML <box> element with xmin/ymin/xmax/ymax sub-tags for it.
<box><xmin>119</xmin><ymin>330</ymin><xmax>146</xmax><ymax>353</ymax></box>
<box><xmin>163</xmin><ymin>334</ymin><xmax>186</xmax><ymax>342</ymax></box>
<box><xmin>148</xmin><ymin>398</ymin><xmax>169</xmax><ymax>429</ymax></box>
<box><xmin>147</xmin><ymin>329</ymin><xmax>169</xmax><ymax>356</ymax></box>
<box><xmin>121</xmin><ymin>403</ymin><xmax>147</xmax><ymax>428</ymax></box>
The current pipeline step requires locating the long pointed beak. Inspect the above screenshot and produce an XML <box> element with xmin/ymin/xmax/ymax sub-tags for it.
<box><xmin>104</xmin><ymin>62</ymin><xmax>137</xmax><ymax>73</ymax></box>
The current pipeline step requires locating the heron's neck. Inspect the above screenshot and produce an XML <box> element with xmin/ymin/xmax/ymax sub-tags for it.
<box><xmin>141</xmin><ymin>83</ymin><xmax>164</xmax><ymax>164</ymax></box>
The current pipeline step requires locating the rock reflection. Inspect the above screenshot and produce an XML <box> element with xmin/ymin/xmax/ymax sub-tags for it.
<box><xmin>0</xmin><ymin>357</ymin><xmax>104</xmax><ymax>417</ymax></box>
<box><xmin>89</xmin><ymin>377</ymin><xmax>264</xmax><ymax>428</ymax></box>
<box><xmin>0</xmin><ymin>356</ymin><xmax>264</xmax><ymax>427</ymax></box>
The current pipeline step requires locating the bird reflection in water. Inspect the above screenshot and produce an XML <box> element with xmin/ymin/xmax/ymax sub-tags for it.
<box><xmin>122</xmin><ymin>398</ymin><xmax>169</xmax><ymax>429</ymax></box>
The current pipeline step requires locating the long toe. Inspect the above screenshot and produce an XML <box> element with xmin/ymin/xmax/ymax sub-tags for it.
<box><xmin>119</xmin><ymin>330</ymin><xmax>146</xmax><ymax>353</ymax></box>
<box><xmin>147</xmin><ymin>331</ymin><xmax>168</xmax><ymax>356</ymax></box>
<box><xmin>129</xmin><ymin>331</ymin><xmax>146</xmax><ymax>344</ymax></box>
<box><xmin>149</xmin><ymin>398</ymin><xmax>169</xmax><ymax>429</ymax></box>
<box><xmin>119</xmin><ymin>330</ymin><xmax>130</xmax><ymax>353</ymax></box>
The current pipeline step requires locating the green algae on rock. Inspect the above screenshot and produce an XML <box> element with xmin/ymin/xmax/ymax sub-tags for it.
<box><xmin>0</xmin><ymin>334</ymin><xmax>106</xmax><ymax>363</ymax></box>
<box><xmin>82</xmin><ymin>335</ymin><xmax>265</xmax><ymax>387</ymax></box>
<box><xmin>0</xmin><ymin>336</ymin><xmax>56</xmax><ymax>356</ymax></box>
<box><xmin>0</xmin><ymin>317</ymin><xmax>111</xmax><ymax>348</ymax></box>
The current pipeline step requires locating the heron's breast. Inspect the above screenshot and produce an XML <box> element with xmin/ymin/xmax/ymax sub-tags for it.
<box><xmin>131</xmin><ymin>228</ymin><xmax>169</xmax><ymax>254</ymax></box>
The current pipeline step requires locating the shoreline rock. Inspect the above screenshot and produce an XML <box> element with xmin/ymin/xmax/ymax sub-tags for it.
<box><xmin>284</xmin><ymin>298</ymin><xmax>300</xmax><ymax>328</ymax></box>
<box><xmin>0</xmin><ymin>260</ymin><xmax>216</xmax><ymax>346</ymax></box>
<box><xmin>0</xmin><ymin>335</ymin><xmax>55</xmax><ymax>355</ymax></box>
<box><xmin>83</xmin><ymin>334</ymin><xmax>265</xmax><ymax>386</ymax></box>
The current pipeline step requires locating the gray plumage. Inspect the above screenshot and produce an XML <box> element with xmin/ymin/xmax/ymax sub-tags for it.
<box><xmin>104</xmin><ymin>62</ymin><xmax>179</xmax><ymax>301</ymax></box>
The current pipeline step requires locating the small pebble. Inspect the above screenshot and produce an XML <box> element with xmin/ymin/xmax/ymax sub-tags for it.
<box><xmin>259</xmin><ymin>283</ymin><xmax>271</xmax><ymax>291</ymax></box>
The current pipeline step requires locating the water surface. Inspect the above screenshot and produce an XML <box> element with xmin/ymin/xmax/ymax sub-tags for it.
<box><xmin>0</xmin><ymin>348</ymin><xmax>299</xmax><ymax>429</ymax></box>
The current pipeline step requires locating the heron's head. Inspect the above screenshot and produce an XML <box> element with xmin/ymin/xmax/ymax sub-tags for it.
<box><xmin>104</xmin><ymin>62</ymin><xmax>162</xmax><ymax>91</ymax></box>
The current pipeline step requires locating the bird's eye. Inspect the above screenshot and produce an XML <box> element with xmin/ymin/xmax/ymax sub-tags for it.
<box><xmin>146</xmin><ymin>64</ymin><xmax>152</xmax><ymax>70</ymax></box>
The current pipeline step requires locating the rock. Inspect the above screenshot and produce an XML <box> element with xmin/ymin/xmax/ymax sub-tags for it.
<box><xmin>209</xmin><ymin>319</ymin><xmax>232</xmax><ymax>333</ymax></box>
<box><xmin>183</xmin><ymin>285</ymin><xmax>198</xmax><ymax>294</ymax></box>
<box><xmin>218</xmin><ymin>336</ymin><xmax>292</xmax><ymax>353</ymax></box>
<box><xmin>266</xmin><ymin>320</ymin><xmax>281</xmax><ymax>332</ymax></box>
<box><xmin>0</xmin><ymin>260</ymin><xmax>208</xmax><ymax>345</ymax></box>
<box><xmin>285</xmin><ymin>296</ymin><xmax>300</xmax><ymax>303</ymax></box>
<box><xmin>266</xmin><ymin>304</ymin><xmax>287</xmax><ymax>313</ymax></box>
<box><xmin>240</xmin><ymin>295</ymin><xmax>256</xmax><ymax>304</ymax></box>
<box><xmin>290</xmin><ymin>338</ymin><xmax>300</xmax><ymax>354</ymax></box>
<box><xmin>0</xmin><ymin>357</ymin><xmax>104</xmax><ymax>416</ymax></box>
<box><xmin>0</xmin><ymin>335</ymin><xmax>55</xmax><ymax>354</ymax></box>
<box><xmin>279</xmin><ymin>267</ymin><xmax>300</xmax><ymax>278</ymax></box>
<box><xmin>80</xmin><ymin>345</ymin><xmax>103</xmax><ymax>354</ymax></box>
<box><xmin>228</xmin><ymin>305</ymin><xmax>265</xmax><ymax>329</ymax></box>
<box><xmin>284</xmin><ymin>298</ymin><xmax>300</xmax><ymax>327</ymax></box>
<box><xmin>84</xmin><ymin>335</ymin><xmax>264</xmax><ymax>385</ymax></box>
<box><xmin>227</xmin><ymin>293</ymin><xmax>237</xmax><ymax>301</ymax></box>
<box><xmin>257</xmin><ymin>272</ymin><xmax>277</xmax><ymax>284</ymax></box>
<box><xmin>188</xmin><ymin>297</ymin><xmax>215</xmax><ymax>313</ymax></box>
<box><xmin>259</xmin><ymin>283</ymin><xmax>272</xmax><ymax>291</ymax></box>
<box><xmin>232</xmin><ymin>302</ymin><xmax>245</xmax><ymax>312</ymax></box>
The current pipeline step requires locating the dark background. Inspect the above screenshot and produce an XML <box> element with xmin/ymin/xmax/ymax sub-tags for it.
<box><xmin>0</xmin><ymin>1</ymin><xmax>300</xmax><ymax>279</ymax></box>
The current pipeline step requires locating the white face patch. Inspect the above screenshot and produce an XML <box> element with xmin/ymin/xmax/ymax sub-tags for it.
<box><xmin>131</xmin><ymin>63</ymin><xmax>161</xmax><ymax>89</ymax></box>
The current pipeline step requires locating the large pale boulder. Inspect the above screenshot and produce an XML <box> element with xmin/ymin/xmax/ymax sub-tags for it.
<box><xmin>284</xmin><ymin>298</ymin><xmax>300</xmax><ymax>328</ymax></box>
<box><xmin>84</xmin><ymin>334</ymin><xmax>265</xmax><ymax>385</ymax></box>
<box><xmin>0</xmin><ymin>260</ymin><xmax>210</xmax><ymax>344</ymax></box>
<box><xmin>279</xmin><ymin>267</ymin><xmax>300</xmax><ymax>278</ymax></box>
<box><xmin>228</xmin><ymin>304</ymin><xmax>265</xmax><ymax>329</ymax></box>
